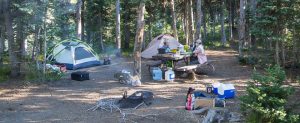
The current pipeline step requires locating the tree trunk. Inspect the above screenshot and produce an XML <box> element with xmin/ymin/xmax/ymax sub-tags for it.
<box><xmin>275</xmin><ymin>40</ymin><xmax>280</xmax><ymax>65</ymax></box>
<box><xmin>203</xmin><ymin>9</ymin><xmax>207</xmax><ymax>41</ymax></box>
<box><xmin>188</xmin><ymin>0</ymin><xmax>194</xmax><ymax>44</ymax></box>
<box><xmin>292</xmin><ymin>29</ymin><xmax>297</xmax><ymax>67</ymax></box>
<box><xmin>133</xmin><ymin>0</ymin><xmax>145</xmax><ymax>79</ymax></box>
<box><xmin>76</xmin><ymin>0</ymin><xmax>82</xmax><ymax>39</ymax></box>
<box><xmin>99</xmin><ymin>13</ymin><xmax>104</xmax><ymax>52</ymax></box>
<box><xmin>194</xmin><ymin>0</ymin><xmax>202</xmax><ymax>41</ymax></box>
<box><xmin>229</xmin><ymin>0</ymin><xmax>233</xmax><ymax>41</ymax></box>
<box><xmin>170</xmin><ymin>0</ymin><xmax>178</xmax><ymax>40</ymax></box>
<box><xmin>238</xmin><ymin>0</ymin><xmax>245</xmax><ymax>57</ymax></box>
<box><xmin>220</xmin><ymin>1</ymin><xmax>226</xmax><ymax>45</ymax></box>
<box><xmin>4</xmin><ymin>0</ymin><xmax>20</xmax><ymax>77</ymax></box>
<box><xmin>184</xmin><ymin>0</ymin><xmax>189</xmax><ymax>45</ymax></box>
<box><xmin>231</xmin><ymin>0</ymin><xmax>235</xmax><ymax>29</ymax></box>
<box><xmin>116</xmin><ymin>0</ymin><xmax>121</xmax><ymax>56</ymax></box>
<box><xmin>0</xmin><ymin>27</ymin><xmax>4</xmax><ymax>67</ymax></box>
<box><xmin>250</xmin><ymin>0</ymin><xmax>257</xmax><ymax>48</ymax></box>
<box><xmin>32</xmin><ymin>27</ymin><xmax>40</xmax><ymax>60</ymax></box>
<box><xmin>124</xmin><ymin>0</ymin><xmax>131</xmax><ymax>49</ymax></box>
<box><xmin>281</xmin><ymin>41</ymin><xmax>285</xmax><ymax>66</ymax></box>
<box><xmin>81</xmin><ymin>0</ymin><xmax>85</xmax><ymax>41</ymax></box>
<box><xmin>16</xmin><ymin>17</ymin><xmax>26</xmax><ymax>59</ymax></box>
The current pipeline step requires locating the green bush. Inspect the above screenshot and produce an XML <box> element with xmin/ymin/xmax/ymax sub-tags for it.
<box><xmin>0</xmin><ymin>66</ymin><xmax>10</xmax><ymax>82</ymax></box>
<box><xmin>25</xmin><ymin>63</ymin><xmax>64</xmax><ymax>82</ymax></box>
<box><xmin>240</xmin><ymin>65</ymin><xmax>299</xmax><ymax>123</ymax></box>
<box><xmin>238</xmin><ymin>55</ymin><xmax>258</xmax><ymax>65</ymax></box>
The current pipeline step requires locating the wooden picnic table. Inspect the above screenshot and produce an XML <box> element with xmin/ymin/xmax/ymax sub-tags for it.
<box><xmin>152</xmin><ymin>52</ymin><xmax>192</xmax><ymax>68</ymax></box>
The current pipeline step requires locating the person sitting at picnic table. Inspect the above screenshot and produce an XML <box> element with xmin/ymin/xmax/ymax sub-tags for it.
<box><xmin>192</xmin><ymin>39</ymin><xmax>207</xmax><ymax>64</ymax></box>
<box><xmin>160</xmin><ymin>41</ymin><xmax>171</xmax><ymax>53</ymax></box>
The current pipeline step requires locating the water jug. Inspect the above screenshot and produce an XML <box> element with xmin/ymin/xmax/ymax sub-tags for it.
<box><xmin>165</xmin><ymin>68</ymin><xmax>175</xmax><ymax>82</ymax></box>
<box><xmin>152</xmin><ymin>67</ymin><xmax>162</xmax><ymax>81</ymax></box>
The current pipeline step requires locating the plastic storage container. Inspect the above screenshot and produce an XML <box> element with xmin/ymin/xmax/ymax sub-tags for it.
<box><xmin>212</xmin><ymin>83</ymin><xmax>235</xmax><ymax>99</ymax></box>
<box><xmin>152</xmin><ymin>67</ymin><xmax>162</xmax><ymax>81</ymax></box>
<box><xmin>165</xmin><ymin>68</ymin><xmax>175</xmax><ymax>82</ymax></box>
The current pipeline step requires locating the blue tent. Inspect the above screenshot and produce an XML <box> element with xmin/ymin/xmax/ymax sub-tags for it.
<box><xmin>48</xmin><ymin>40</ymin><xmax>102</xmax><ymax>70</ymax></box>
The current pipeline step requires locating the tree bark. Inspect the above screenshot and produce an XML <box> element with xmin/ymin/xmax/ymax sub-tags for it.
<box><xmin>170</xmin><ymin>0</ymin><xmax>178</xmax><ymax>40</ymax></box>
<box><xmin>292</xmin><ymin>29</ymin><xmax>297</xmax><ymax>67</ymax></box>
<box><xmin>4</xmin><ymin>0</ymin><xmax>20</xmax><ymax>77</ymax></box>
<box><xmin>238</xmin><ymin>0</ymin><xmax>245</xmax><ymax>57</ymax></box>
<box><xmin>133</xmin><ymin>0</ymin><xmax>145</xmax><ymax>79</ymax></box>
<box><xmin>275</xmin><ymin>40</ymin><xmax>280</xmax><ymax>65</ymax></box>
<box><xmin>188</xmin><ymin>0</ymin><xmax>194</xmax><ymax>44</ymax></box>
<box><xmin>203</xmin><ymin>9</ymin><xmax>207</xmax><ymax>41</ymax></box>
<box><xmin>229</xmin><ymin>0</ymin><xmax>233</xmax><ymax>41</ymax></box>
<box><xmin>194</xmin><ymin>0</ymin><xmax>202</xmax><ymax>41</ymax></box>
<box><xmin>184</xmin><ymin>0</ymin><xmax>189</xmax><ymax>45</ymax></box>
<box><xmin>0</xmin><ymin>26</ymin><xmax>4</xmax><ymax>67</ymax></box>
<box><xmin>76</xmin><ymin>0</ymin><xmax>82</xmax><ymax>39</ymax></box>
<box><xmin>16</xmin><ymin>17</ymin><xmax>26</xmax><ymax>58</ymax></box>
<box><xmin>81</xmin><ymin>0</ymin><xmax>85</xmax><ymax>41</ymax></box>
<box><xmin>99</xmin><ymin>13</ymin><xmax>104</xmax><ymax>52</ymax></box>
<box><xmin>116</xmin><ymin>0</ymin><xmax>121</xmax><ymax>56</ymax></box>
<box><xmin>220</xmin><ymin>1</ymin><xmax>226</xmax><ymax>45</ymax></box>
<box><xmin>124</xmin><ymin>0</ymin><xmax>131</xmax><ymax>49</ymax></box>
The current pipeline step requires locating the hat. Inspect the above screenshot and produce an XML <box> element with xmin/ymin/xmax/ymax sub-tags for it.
<box><xmin>196</xmin><ymin>39</ymin><xmax>202</xmax><ymax>44</ymax></box>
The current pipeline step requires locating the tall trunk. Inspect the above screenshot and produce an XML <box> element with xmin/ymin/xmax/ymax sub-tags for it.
<box><xmin>229</xmin><ymin>0</ymin><xmax>233</xmax><ymax>41</ymax></box>
<box><xmin>133</xmin><ymin>0</ymin><xmax>145</xmax><ymax>79</ymax></box>
<box><xmin>231</xmin><ymin>0</ymin><xmax>235</xmax><ymax>28</ymax></box>
<box><xmin>220</xmin><ymin>1</ymin><xmax>226</xmax><ymax>45</ymax></box>
<box><xmin>212</xmin><ymin>13</ymin><xmax>216</xmax><ymax>39</ymax></box>
<box><xmin>76</xmin><ymin>0</ymin><xmax>82</xmax><ymax>39</ymax></box>
<box><xmin>184</xmin><ymin>0</ymin><xmax>189</xmax><ymax>45</ymax></box>
<box><xmin>292</xmin><ymin>29</ymin><xmax>297</xmax><ymax>67</ymax></box>
<box><xmin>99</xmin><ymin>13</ymin><xmax>104</xmax><ymax>52</ymax></box>
<box><xmin>238</xmin><ymin>0</ymin><xmax>245</xmax><ymax>57</ymax></box>
<box><xmin>188</xmin><ymin>0</ymin><xmax>194</xmax><ymax>44</ymax></box>
<box><xmin>281</xmin><ymin>41</ymin><xmax>285</xmax><ymax>66</ymax></box>
<box><xmin>194</xmin><ymin>0</ymin><xmax>202</xmax><ymax>41</ymax></box>
<box><xmin>0</xmin><ymin>26</ymin><xmax>4</xmax><ymax>66</ymax></box>
<box><xmin>170</xmin><ymin>0</ymin><xmax>178</xmax><ymax>40</ymax></box>
<box><xmin>4</xmin><ymin>0</ymin><xmax>19</xmax><ymax>77</ymax></box>
<box><xmin>275</xmin><ymin>40</ymin><xmax>280</xmax><ymax>65</ymax></box>
<box><xmin>32</xmin><ymin>27</ymin><xmax>40</xmax><ymax>60</ymax></box>
<box><xmin>203</xmin><ymin>8</ymin><xmax>207</xmax><ymax>41</ymax></box>
<box><xmin>124</xmin><ymin>0</ymin><xmax>131</xmax><ymax>49</ymax></box>
<box><xmin>250</xmin><ymin>0</ymin><xmax>257</xmax><ymax>48</ymax></box>
<box><xmin>116</xmin><ymin>0</ymin><xmax>121</xmax><ymax>56</ymax></box>
<box><xmin>81</xmin><ymin>0</ymin><xmax>85</xmax><ymax>41</ymax></box>
<box><xmin>16</xmin><ymin>17</ymin><xmax>26</xmax><ymax>59</ymax></box>
<box><xmin>148</xmin><ymin>14</ymin><xmax>153</xmax><ymax>42</ymax></box>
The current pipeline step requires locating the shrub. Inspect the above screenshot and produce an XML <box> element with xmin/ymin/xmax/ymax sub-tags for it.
<box><xmin>0</xmin><ymin>66</ymin><xmax>10</xmax><ymax>82</ymax></box>
<box><xmin>238</xmin><ymin>55</ymin><xmax>258</xmax><ymax>65</ymax></box>
<box><xmin>240</xmin><ymin>65</ymin><xmax>299</xmax><ymax>123</ymax></box>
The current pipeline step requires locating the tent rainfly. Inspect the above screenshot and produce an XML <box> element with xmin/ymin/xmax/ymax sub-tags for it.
<box><xmin>48</xmin><ymin>40</ymin><xmax>102</xmax><ymax>70</ymax></box>
<box><xmin>141</xmin><ymin>34</ymin><xmax>182</xmax><ymax>59</ymax></box>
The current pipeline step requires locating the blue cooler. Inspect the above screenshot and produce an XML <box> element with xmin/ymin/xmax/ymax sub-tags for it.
<box><xmin>213</xmin><ymin>83</ymin><xmax>235</xmax><ymax>99</ymax></box>
<box><xmin>212</xmin><ymin>83</ymin><xmax>221</xmax><ymax>95</ymax></box>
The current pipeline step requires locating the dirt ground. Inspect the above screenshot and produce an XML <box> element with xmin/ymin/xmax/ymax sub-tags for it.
<box><xmin>0</xmin><ymin>49</ymin><xmax>297</xmax><ymax>123</ymax></box>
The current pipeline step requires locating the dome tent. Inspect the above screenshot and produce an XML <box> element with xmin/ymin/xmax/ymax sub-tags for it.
<box><xmin>141</xmin><ymin>34</ymin><xmax>182</xmax><ymax>59</ymax></box>
<box><xmin>48</xmin><ymin>39</ymin><xmax>102</xmax><ymax>70</ymax></box>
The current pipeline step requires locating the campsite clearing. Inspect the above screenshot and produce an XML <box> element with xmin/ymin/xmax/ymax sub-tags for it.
<box><xmin>0</xmin><ymin>49</ymin><xmax>299</xmax><ymax>123</ymax></box>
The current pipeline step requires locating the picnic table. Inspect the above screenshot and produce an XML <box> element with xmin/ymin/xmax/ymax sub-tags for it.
<box><xmin>152</xmin><ymin>52</ymin><xmax>192</xmax><ymax>68</ymax></box>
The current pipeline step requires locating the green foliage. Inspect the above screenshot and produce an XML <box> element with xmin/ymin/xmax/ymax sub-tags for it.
<box><xmin>240</xmin><ymin>65</ymin><xmax>299</xmax><ymax>123</ymax></box>
<box><xmin>238</xmin><ymin>55</ymin><xmax>258</xmax><ymax>66</ymax></box>
<box><xmin>0</xmin><ymin>66</ymin><xmax>10</xmax><ymax>82</ymax></box>
<box><xmin>25</xmin><ymin>63</ymin><xmax>64</xmax><ymax>82</ymax></box>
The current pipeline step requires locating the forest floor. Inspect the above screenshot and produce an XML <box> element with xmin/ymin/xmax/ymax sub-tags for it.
<box><xmin>0</xmin><ymin>49</ymin><xmax>299</xmax><ymax>123</ymax></box>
